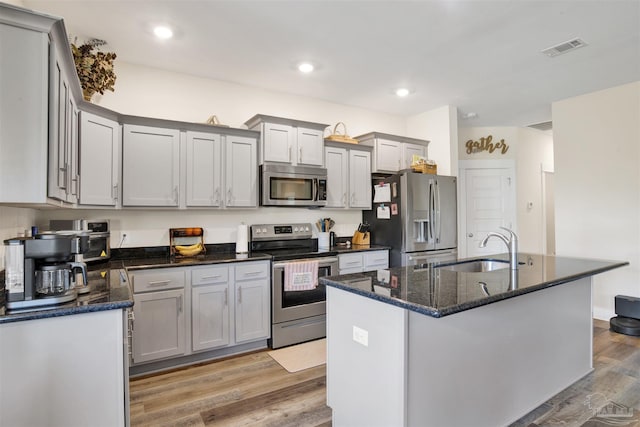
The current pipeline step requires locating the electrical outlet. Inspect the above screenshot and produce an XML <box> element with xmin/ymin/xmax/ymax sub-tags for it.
<box><xmin>352</xmin><ymin>325</ymin><xmax>368</xmax><ymax>347</ymax></box>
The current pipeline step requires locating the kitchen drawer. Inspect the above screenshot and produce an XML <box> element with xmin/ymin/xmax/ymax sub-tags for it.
<box><xmin>363</xmin><ymin>250</ymin><xmax>389</xmax><ymax>270</ymax></box>
<box><xmin>339</xmin><ymin>253</ymin><xmax>363</xmax><ymax>270</ymax></box>
<box><xmin>131</xmin><ymin>268</ymin><xmax>186</xmax><ymax>293</ymax></box>
<box><xmin>192</xmin><ymin>265</ymin><xmax>229</xmax><ymax>286</ymax></box>
<box><xmin>235</xmin><ymin>261</ymin><xmax>269</xmax><ymax>281</ymax></box>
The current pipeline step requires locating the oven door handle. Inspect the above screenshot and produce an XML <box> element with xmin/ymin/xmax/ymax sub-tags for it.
<box><xmin>312</xmin><ymin>178</ymin><xmax>318</xmax><ymax>202</ymax></box>
<box><xmin>273</xmin><ymin>257</ymin><xmax>338</xmax><ymax>269</ymax></box>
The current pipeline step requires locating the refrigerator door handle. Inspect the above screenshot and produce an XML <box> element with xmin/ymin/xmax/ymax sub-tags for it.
<box><xmin>436</xmin><ymin>180</ymin><xmax>441</xmax><ymax>244</ymax></box>
<box><xmin>429</xmin><ymin>180</ymin><xmax>436</xmax><ymax>242</ymax></box>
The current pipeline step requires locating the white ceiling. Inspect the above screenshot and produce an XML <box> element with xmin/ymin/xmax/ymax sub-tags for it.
<box><xmin>23</xmin><ymin>0</ymin><xmax>640</xmax><ymax>127</ymax></box>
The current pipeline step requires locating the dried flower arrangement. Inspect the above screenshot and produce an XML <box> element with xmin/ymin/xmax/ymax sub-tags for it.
<box><xmin>71</xmin><ymin>38</ymin><xmax>117</xmax><ymax>101</ymax></box>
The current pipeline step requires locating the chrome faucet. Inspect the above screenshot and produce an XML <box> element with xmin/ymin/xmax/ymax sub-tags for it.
<box><xmin>479</xmin><ymin>227</ymin><xmax>519</xmax><ymax>270</ymax></box>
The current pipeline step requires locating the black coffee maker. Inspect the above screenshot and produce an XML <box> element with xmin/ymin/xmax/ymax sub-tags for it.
<box><xmin>4</xmin><ymin>233</ymin><xmax>88</xmax><ymax>310</ymax></box>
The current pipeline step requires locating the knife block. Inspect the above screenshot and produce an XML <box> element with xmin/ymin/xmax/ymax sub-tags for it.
<box><xmin>352</xmin><ymin>231</ymin><xmax>370</xmax><ymax>246</ymax></box>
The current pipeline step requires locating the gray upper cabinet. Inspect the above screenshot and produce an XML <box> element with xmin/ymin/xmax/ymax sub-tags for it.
<box><xmin>122</xmin><ymin>124</ymin><xmax>181</xmax><ymax>207</ymax></box>
<box><xmin>79</xmin><ymin>112</ymin><xmax>120</xmax><ymax>206</ymax></box>
<box><xmin>0</xmin><ymin>8</ymin><xmax>80</xmax><ymax>205</ymax></box>
<box><xmin>185</xmin><ymin>131</ymin><xmax>223</xmax><ymax>207</ymax></box>
<box><xmin>356</xmin><ymin>132</ymin><xmax>429</xmax><ymax>174</ymax></box>
<box><xmin>225</xmin><ymin>135</ymin><xmax>258</xmax><ymax>207</ymax></box>
<box><xmin>245</xmin><ymin>114</ymin><xmax>328</xmax><ymax>166</ymax></box>
<box><xmin>324</xmin><ymin>142</ymin><xmax>372</xmax><ymax>209</ymax></box>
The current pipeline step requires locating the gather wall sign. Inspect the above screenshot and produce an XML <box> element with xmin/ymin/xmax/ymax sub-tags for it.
<box><xmin>465</xmin><ymin>135</ymin><xmax>509</xmax><ymax>155</ymax></box>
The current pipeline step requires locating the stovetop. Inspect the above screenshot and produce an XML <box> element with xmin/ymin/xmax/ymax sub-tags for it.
<box><xmin>249</xmin><ymin>223</ymin><xmax>335</xmax><ymax>261</ymax></box>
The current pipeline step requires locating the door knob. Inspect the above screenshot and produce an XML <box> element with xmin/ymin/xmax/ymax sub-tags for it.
<box><xmin>468</xmin><ymin>233</ymin><xmax>474</xmax><ymax>238</ymax></box>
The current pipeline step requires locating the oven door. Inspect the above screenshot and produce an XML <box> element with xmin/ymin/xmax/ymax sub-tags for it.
<box><xmin>272</xmin><ymin>256</ymin><xmax>338</xmax><ymax>323</ymax></box>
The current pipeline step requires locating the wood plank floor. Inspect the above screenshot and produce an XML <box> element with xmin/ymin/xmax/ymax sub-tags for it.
<box><xmin>130</xmin><ymin>319</ymin><xmax>639</xmax><ymax>427</ymax></box>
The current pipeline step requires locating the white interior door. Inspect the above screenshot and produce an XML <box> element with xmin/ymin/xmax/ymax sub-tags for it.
<box><xmin>460</xmin><ymin>161</ymin><xmax>516</xmax><ymax>258</ymax></box>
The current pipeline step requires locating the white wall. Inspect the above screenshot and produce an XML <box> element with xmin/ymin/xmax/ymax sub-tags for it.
<box><xmin>96</xmin><ymin>61</ymin><xmax>406</xmax><ymax>136</ymax></box>
<box><xmin>406</xmin><ymin>105</ymin><xmax>459</xmax><ymax>176</ymax></box>
<box><xmin>0</xmin><ymin>207</ymin><xmax>37</xmax><ymax>269</ymax></box>
<box><xmin>457</xmin><ymin>126</ymin><xmax>553</xmax><ymax>253</ymax></box>
<box><xmin>553</xmin><ymin>81</ymin><xmax>640</xmax><ymax>319</ymax></box>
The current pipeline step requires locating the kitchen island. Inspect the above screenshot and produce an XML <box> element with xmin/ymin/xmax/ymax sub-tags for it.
<box><xmin>320</xmin><ymin>253</ymin><xmax>628</xmax><ymax>427</ymax></box>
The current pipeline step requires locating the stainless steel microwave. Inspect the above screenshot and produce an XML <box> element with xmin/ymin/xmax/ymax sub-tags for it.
<box><xmin>260</xmin><ymin>163</ymin><xmax>327</xmax><ymax>207</ymax></box>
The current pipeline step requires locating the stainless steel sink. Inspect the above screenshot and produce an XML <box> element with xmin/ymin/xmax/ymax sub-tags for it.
<box><xmin>435</xmin><ymin>259</ymin><xmax>510</xmax><ymax>273</ymax></box>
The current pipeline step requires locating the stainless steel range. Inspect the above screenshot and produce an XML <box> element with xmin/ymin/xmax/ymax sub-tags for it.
<box><xmin>250</xmin><ymin>223</ymin><xmax>338</xmax><ymax>349</ymax></box>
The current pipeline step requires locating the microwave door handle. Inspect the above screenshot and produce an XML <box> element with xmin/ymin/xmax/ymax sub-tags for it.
<box><xmin>313</xmin><ymin>178</ymin><xmax>318</xmax><ymax>202</ymax></box>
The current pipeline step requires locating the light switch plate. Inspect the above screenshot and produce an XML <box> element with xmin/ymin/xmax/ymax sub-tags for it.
<box><xmin>353</xmin><ymin>325</ymin><xmax>369</xmax><ymax>347</ymax></box>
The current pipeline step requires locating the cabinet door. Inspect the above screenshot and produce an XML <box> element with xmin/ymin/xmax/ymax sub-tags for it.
<box><xmin>186</xmin><ymin>131</ymin><xmax>222</xmax><ymax>207</ymax></box>
<box><xmin>122</xmin><ymin>124</ymin><xmax>180</xmax><ymax>206</ymax></box>
<box><xmin>325</xmin><ymin>146</ymin><xmax>348</xmax><ymax>208</ymax></box>
<box><xmin>192</xmin><ymin>284</ymin><xmax>230</xmax><ymax>351</ymax></box>
<box><xmin>296</xmin><ymin>127</ymin><xmax>324</xmax><ymax>166</ymax></box>
<box><xmin>235</xmin><ymin>277</ymin><xmax>270</xmax><ymax>343</ymax></box>
<box><xmin>79</xmin><ymin>112</ymin><xmax>120</xmax><ymax>206</ymax></box>
<box><xmin>375</xmin><ymin>139</ymin><xmax>402</xmax><ymax>172</ymax></box>
<box><xmin>262</xmin><ymin>123</ymin><xmax>293</xmax><ymax>163</ymax></box>
<box><xmin>132</xmin><ymin>289</ymin><xmax>186</xmax><ymax>364</ymax></box>
<box><xmin>349</xmin><ymin>149</ymin><xmax>372</xmax><ymax>209</ymax></box>
<box><xmin>48</xmin><ymin>44</ymin><xmax>69</xmax><ymax>202</ymax></box>
<box><xmin>67</xmin><ymin>97</ymin><xmax>79</xmax><ymax>204</ymax></box>
<box><xmin>402</xmin><ymin>143</ymin><xmax>426</xmax><ymax>169</ymax></box>
<box><xmin>225</xmin><ymin>135</ymin><xmax>257</xmax><ymax>207</ymax></box>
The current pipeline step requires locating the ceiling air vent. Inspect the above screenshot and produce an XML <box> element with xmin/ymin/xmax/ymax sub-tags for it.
<box><xmin>527</xmin><ymin>121</ymin><xmax>553</xmax><ymax>131</ymax></box>
<box><xmin>541</xmin><ymin>38</ymin><xmax>587</xmax><ymax>57</ymax></box>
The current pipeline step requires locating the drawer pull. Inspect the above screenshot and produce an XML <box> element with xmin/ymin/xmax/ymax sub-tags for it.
<box><xmin>242</xmin><ymin>271</ymin><xmax>263</xmax><ymax>276</ymax></box>
<box><xmin>345</xmin><ymin>261</ymin><xmax>361</xmax><ymax>266</ymax></box>
<box><xmin>148</xmin><ymin>280</ymin><xmax>171</xmax><ymax>286</ymax></box>
<box><xmin>201</xmin><ymin>275</ymin><xmax>222</xmax><ymax>280</ymax></box>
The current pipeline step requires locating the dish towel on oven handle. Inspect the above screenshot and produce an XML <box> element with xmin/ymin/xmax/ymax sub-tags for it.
<box><xmin>284</xmin><ymin>260</ymin><xmax>319</xmax><ymax>291</ymax></box>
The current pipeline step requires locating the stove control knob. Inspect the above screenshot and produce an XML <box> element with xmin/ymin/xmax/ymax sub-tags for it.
<box><xmin>294</xmin><ymin>227</ymin><xmax>299</xmax><ymax>232</ymax></box>
<box><xmin>305</xmin><ymin>226</ymin><xmax>310</xmax><ymax>232</ymax></box>
<box><xmin>255</xmin><ymin>229</ymin><xmax>260</xmax><ymax>234</ymax></box>
<box><xmin>262</xmin><ymin>228</ymin><xmax>267</xmax><ymax>233</ymax></box>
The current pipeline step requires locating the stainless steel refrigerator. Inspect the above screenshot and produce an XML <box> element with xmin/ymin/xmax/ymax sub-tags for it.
<box><xmin>363</xmin><ymin>171</ymin><xmax>457</xmax><ymax>267</ymax></box>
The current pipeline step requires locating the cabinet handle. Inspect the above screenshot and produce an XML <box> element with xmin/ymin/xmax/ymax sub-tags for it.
<box><xmin>214</xmin><ymin>188</ymin><xmax>220</xmax><ymax>204</ymax></box>
<box><xmin>345</xmin><ymin>261</ymin><xmax>360</xmax><ymax>266</ymax></box>
<box><xmin>299</xmin><ymin>147</ymin><xmax>302</xmax><ymax>163</ymax></box>
<box><xmin>173</xmin><ymin>186</ymin><xmax>178</xmax><ymax>203</ymax></box>
<box><xmin>177</xmin><ymin>295</ymin><xmax>183</xmax><ymax>314</ymax></box>
<box><xmin>238</xmin><ymin>286</ymin><xmax>242</xmax><ymax>303</ymax></box>
<box><xmin>147</xmin><ymin>280</ymin><xmax>171</xmax><ymax>286</ymax></box>
<box><xmin>224</xmin><ymin>288</ymin><xmax>228</xmax><ymax>306</ymax></box>
<box><xmin>202</xmin><ymin>275</ymin><xmax>222</xmax><ymax>280</ymax></box>
<box><xmin>227</xmin><ymin>188</ymin><xmax>232</xmax><ymax>205</ymax></box>
<box><xmin>72</xmin><ymin>174</ymin><xmax>79</xmax><ymax>196</ymax></box>
<box><xmin>289</xmin><ymin>146</ymin><xmax>292</xmax><ymax>163</ymax></box>
<box><xmin>342</xmin><ymin>193</ymin><xmax>347</xmax><ymax>206</ymax></box>
<box><xmin>112</xmin><ymin>184</ymin><xmax>119</xmax><ymax>201</ymax></box>
<box><xmin>243</xmin><ymin>271</ymin><xmax>263</xmax><ymax>276</ymax></box>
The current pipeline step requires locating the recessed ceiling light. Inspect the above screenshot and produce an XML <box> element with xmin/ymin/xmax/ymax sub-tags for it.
<box><xmin>153</xmin><ymin>26</ymin><xmax>173</xmax><ymax>40</ymax></box>
<box><xmin>395</xmin><ymin>88</ymin><xmax>410</xmax><ymax>97</ymax></box>
<box><xmin>298</xmin><ymin>62</ymin><xmax>314</xmax><ymax>73</ymax></box>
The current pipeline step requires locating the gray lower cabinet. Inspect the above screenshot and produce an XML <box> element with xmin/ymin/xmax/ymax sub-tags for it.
<box><xmin>338</xmin><ymin>250</ymin><xmax>389</xmax><ymax>275</ymax></box>
<box><xmin>191</xmin><ymin>264</ymin><xmax>230</xmax><ymax>351</ymax></box>
<box><xmin>130</xmin><ymin>268</ymin><xmax>187</xmax><ymax>364</ymax></box>
<box><xmin>234</xmin><ymin>262</ymin><xmax>270</xmax><ymax>343</ymax></box>
<box><xmin>131</xmin><ymin>261</ymin><xmax>270</xmax><ymax>366</ymax></box>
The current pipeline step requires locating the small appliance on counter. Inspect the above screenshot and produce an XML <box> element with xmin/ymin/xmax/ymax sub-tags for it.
<box><xmin>4</xmin><ymin>233</ymin><xmax>88</xmax><ymax>310</ymax></box>
<box><xmin>49</xmin><ymin>219</ymin><xmax>111</xmax><ymax>263</ymax></box>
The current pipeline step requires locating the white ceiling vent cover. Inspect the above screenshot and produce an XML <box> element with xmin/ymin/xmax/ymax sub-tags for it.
<box><xmin>527</xmin><ymin>121</ymin><xmax>553</xmax><ymax>131</ymax></box>
<box><xmin>542</xmin><ymin>38</ymin><xmax>587</xmax><ymax>57</ymax></box>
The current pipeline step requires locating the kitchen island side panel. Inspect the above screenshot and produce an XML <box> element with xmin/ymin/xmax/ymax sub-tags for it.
<box><xmin>326</xmin><ymin>286</ymin><xmax>408</xmax><ymax>427</ymax></box>
<box><xmin>407</xmin><ymin>277</ymin><xmax>593</xmax><ymax>427</ymax></box>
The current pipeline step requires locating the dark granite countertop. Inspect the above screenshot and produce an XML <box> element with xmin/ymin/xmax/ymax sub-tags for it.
<box><xmin>0</xmin><ymin>243</ymin><xmax>391</xmax><ymax>323</ymax></box>
<box><xmin>320</xmin><ymin>253</ymin><xmax>629</xmax><ymax>318</ymax></box>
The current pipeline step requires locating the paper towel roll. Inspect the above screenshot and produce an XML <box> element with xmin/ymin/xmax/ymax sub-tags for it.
<box><xmin>236</xmin><ymin>224</ymin><xmax>248</xmax><ymax>254</ymax></box>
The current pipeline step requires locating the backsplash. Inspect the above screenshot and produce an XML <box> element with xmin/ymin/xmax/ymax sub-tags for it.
<box><xmin>0</xmin><ymin>206</ymin><xmax>37</xmax><ymax>270</ymax></box>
